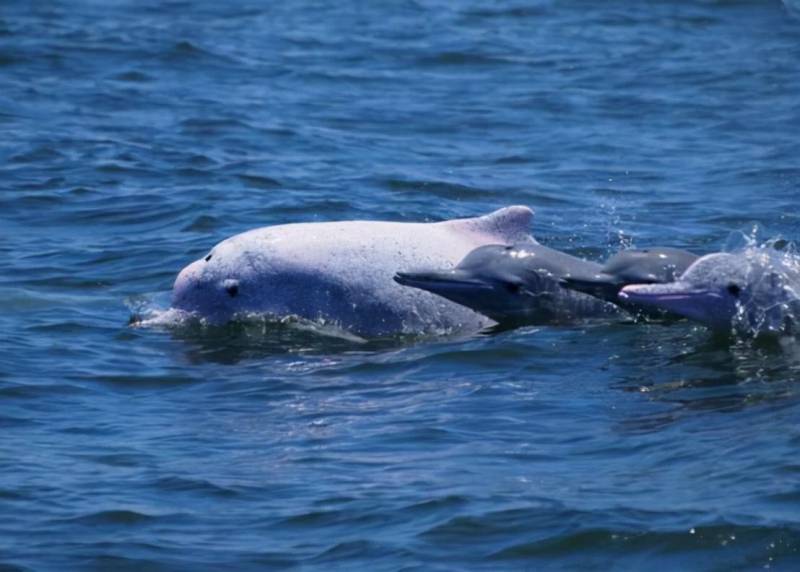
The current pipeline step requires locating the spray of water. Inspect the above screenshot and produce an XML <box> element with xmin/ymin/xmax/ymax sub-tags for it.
<box><xmin>726</xmin><ymin>244</ymin><xmax>800</xmax><ymax>337</ymax></box>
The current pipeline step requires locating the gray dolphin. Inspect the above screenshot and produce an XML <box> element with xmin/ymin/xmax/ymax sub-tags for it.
<box><xmin>619</xmin><ymin>249</ymin><xmax>800</xmax><ymax>335</ymax></box>
<box><xmin>394</xmin><ymin>243</ymin><xmax>619</xmax><ymax>325</ymax></box>
<box><xmin>561</xmin><ymin>247</ymin><xmax>698</xmax><ymax>306</ymax></box>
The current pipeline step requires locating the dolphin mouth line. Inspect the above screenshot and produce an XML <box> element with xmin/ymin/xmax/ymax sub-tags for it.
<box><xmin>620</xmin><ymin>292</ymin><xmax>695</xmax><ymax>303</ymax></box>
<box><xmin>619</xmin><ymin>288</ymin><xmax>723</xmax><ymax>304</ymax></box>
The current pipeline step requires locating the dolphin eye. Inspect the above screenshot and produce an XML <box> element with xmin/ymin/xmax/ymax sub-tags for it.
<box><xmin>204</xmin><ymin>254</ymin><xmax>213</xmax><ymax>262</ymax></box>
<box><xmin>505</xmin><ymin>282</ymin><xmax>522</xmax><ymax>294</ymax></box>
<box><xmin>727</xmin><ymin>283</ymin><xmax>741</xmax><ymax>297</ymax></box>
<box><xmin>225</xmin><ymin>281</ymin><xmax>239</xmax><ymax>297</ymax></box>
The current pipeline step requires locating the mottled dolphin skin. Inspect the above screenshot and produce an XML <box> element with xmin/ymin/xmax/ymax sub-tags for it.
<box><xmin>619</xmin><ymin>249</ymin><xmax>800</xmax><ymax>335</ymax></box>
<box><xmin>171</xmin><ymin>206</ymin><xmax>536</xmax><ymax>337</ymax></box>
<box><xmin>561</xmin><ymin>247</ymin><xmax>698</xmax><ymax>306</ymax></box>
<box><xmin>394</xmin><ymin>243</ymin><xmax>619</xmax><ymax>325</ymax></box>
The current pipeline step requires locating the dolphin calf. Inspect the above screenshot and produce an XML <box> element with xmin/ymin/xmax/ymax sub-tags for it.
<box><xmin>395</xmin><ymin>245</ymin><xmax>700</xmax><ymax>325</ymax></box>
<box><xmin>394</xmin><ymin>243</ymin><xmax>620</xmax><ymax>325</ymax></box>
<box><xmin>619</xmin><ymin>248</ymin><xmax>800</xmax><ymax>335</ymax></box>
<box><xmin>171</xmin><ymin>206</ymin><xmax>536</xmax><ymax>337</ymax></box>
<box><xmin>561</xmin><ymin>247</ymin><xmax>698</xmax><ymax>309</ymax></box>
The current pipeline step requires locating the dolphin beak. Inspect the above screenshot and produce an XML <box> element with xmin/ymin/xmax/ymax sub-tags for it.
<box><xmin>560</xmin><ymin>272</ymin><xmax>622</xmax><ymax>302</ymax></box>
<box><xmin>393</xmin><ymin>270</ymin><xmax>493</xmax><ymax>293</ymax></box>
<box><xmin>619</xmin><ymin>282</ymin><xmax>724</xmax><ymax>320</ymax></box>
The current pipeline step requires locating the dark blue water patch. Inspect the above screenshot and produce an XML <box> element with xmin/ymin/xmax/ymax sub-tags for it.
<box><xmin>490</xmin><ymin>524</ymin><xmax>800</xmax><ymax>569</ymax></box>
<box><xmin>55</xmin><ymin>509</ymin><xmax>171</xmax><ymax>527</ymax></box>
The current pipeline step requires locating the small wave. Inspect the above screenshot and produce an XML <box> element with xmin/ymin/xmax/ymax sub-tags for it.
<box><xmin>126</xmin><ymin>291</ymin><xmax>468</xmax><ymax>349</ymax></box>
<box><xmin>9</xmin><ymin>147</ymin><xmax>65</xmax><ymax>164</ymax></box>
<box><xmin>723</xmin><ymin>227</ymin><xmax>796</xmax><ymax>255</ymax></box>
<box><xmin>181</xmin><ymin>214</ymin><xmax>221</xmax><ymax>232</ymax></box>
<box><xmin>783</xmin><ymin>0</ymin><xmax>800</xmax><ymax>18</ymax></box>
<box><xmin>0</xmin><ymin>50</ymin><xmax>24</xmax><ymax>67</ymax></box>
<box><xmin>379</xmin><ymin>177</ymin><xmax>491</xmax><ymax>199</ymax></box>
<box><xmin>280</xmin><ymin>509</ymin><xmax>350</xmax><ymax>527</ymax></box>
<box><xmin>415</xmin><ymin>51</ymin><xmax>518</xmax><ymax>67</ymax></box>
<box><xmin>730</xmin><ymin>247</ymin><xmax>800</xmax><ymax>338</ymax></box>
<box><xmin>110</xmin><ymin>70</ymin><xmax>153</xmax><ymax>83</ymax></box>
<box><xmin>310</xmin><ymin>540</ymin><xmax>413</xmax><ymax>563</ymax></box>
<box><xmin>59</xmin><ymin>509</ymin><xmax>159</xmax><ymax>526</ymax></box>
<box><xmin>0</xmin><ymin>383</ymin><xmax>86</xmax><ymax>400</ymax></box>
<box><xmin>0</xmin><ymin>415</ymin><xmax>36</xmax><ymax>428</ymax></box>
<box><xmin>75</xmin><ymin>453</ymin><xmax>151</xmax><ymax>468</ymax></box>
<box><xmin>132</xmin><ymin>304</ymin><xmax>369</xmax><ymax>343</ymax></box>
<box><xmin>128</xmin><ymin>306</ymin><xmax>197</xmax><ymax>328</ymax></box>
<box><xmin>236</xmin><ymin>173</ymin><xmax>282</xmax><ymax>189</ymax></box>
<box><xmin>153</xmin><ymin>476</ymin><xmax>240</xmax><ymax>498</ymax></box>
<box><xmin>462</xmin><ymin>6</ymin><xmax>548</xmax><ymax>19</ymax></box>
<box><xmin>0</xmin><ymin>488</ymin><xmax>26</xmax><ymax>501</ymax></box>
<box><xmin>489</xmin><ymin>523</ymin><xmax>795</xmax><ymax>564</ymax></box>
<box><xmin>158</xmin><ymin>40</ymin><xmax>234</xmax><ymax>65</ymax></box>
<box><xmin>129</xmin><ymin>297</ymin><xmax>383</xmax><ymax>363</ymax></box>
<box><xmin>94</xmin><ymin>160</ymin><xmax>158</xmax><ymax>175</ymax></box>
<box><xmin>178</xmin><ymin>117</ymin><xmax>252</xmax><ymax>135</ymax></box>
<box><xmin>402</xmin><ymin>494</ymin><xmax>470</xmax><ymax>514</ymax></box>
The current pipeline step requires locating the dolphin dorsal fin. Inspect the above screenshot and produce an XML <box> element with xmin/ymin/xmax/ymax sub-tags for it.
<box><xmin>452</xmin><ymin>205</ymin><xmax>535</xmax><ymax>244</ymax></box>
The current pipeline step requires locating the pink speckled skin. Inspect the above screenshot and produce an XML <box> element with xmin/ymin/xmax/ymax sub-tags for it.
<box><xmin>172</xmin><ymin>206</ymin><xmax>536</xmax><ymax>336</ymax></box>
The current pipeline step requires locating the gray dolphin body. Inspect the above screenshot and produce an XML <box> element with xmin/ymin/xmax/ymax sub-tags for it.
<box><xmin>395</xmin><ymin>244</ymin><xmax>700</xmax><ymax>326</ymax></box>
<box><xmin>394</xmin><ymin>243</ymin><xmax>619</xmax><ymax>325</ymax></box>
<box><xmin>619</xmin><ymin>249</ymin><xmax>800</xmax><ymax>335</ymax></box>
<box><xmin>561</xmin><ymin>247</ymin><xmax>698</xmax><ymax>310</ymax></box>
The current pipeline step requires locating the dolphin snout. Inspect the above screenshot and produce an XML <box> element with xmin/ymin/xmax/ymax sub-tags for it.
<box><xmin>393</xmin><ymin>270</ymin><xmax>493</xmax><ymax>291</ymax></box>
<box><xmin>619</xmin><ymin>282</ymin><xmax>703</xmax><ymax>304</ymax></box>
<box><xmin>393</xmin><ymin>272</ymin><xmax>419</xmax><ymax>287</ymax></box>
<box><xmin>619</xmin><ymin>283</ymin><xmax>728</xmax><ymax>324</ymax></box>
<box><xmin>560</xmin><ymin>273</ymin><xmax>622</xmax><ymax>302</ymax></box>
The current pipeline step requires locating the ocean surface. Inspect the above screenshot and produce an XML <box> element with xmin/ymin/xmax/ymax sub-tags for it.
<box><xmin>2</xmin><ymin>0</ymin><xmax>800</xmax><ymax>569</ymax></box>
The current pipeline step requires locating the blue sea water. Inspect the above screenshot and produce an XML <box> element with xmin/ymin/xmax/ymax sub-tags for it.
<box><xmin>2</xmin><ymin>0</ymin><xmax>800</xmax><ymax>569</ymax></box>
